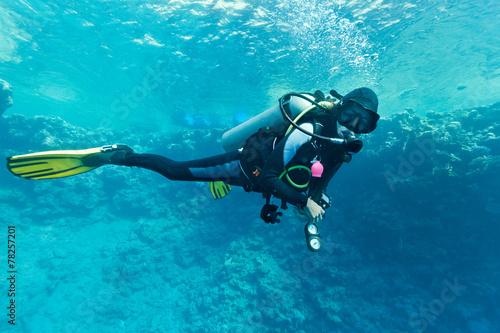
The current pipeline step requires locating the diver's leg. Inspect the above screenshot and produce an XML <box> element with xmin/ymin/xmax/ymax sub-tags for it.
<box><xmin>115</xmin><ymin>150</ymin><xmax>246</xmax><ymax>186</ymax></box>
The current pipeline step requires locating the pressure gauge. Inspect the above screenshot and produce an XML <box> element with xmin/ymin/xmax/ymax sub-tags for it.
<box><xmin>304</xmin><ymin>222</ymin><xmax>322</xmax><ymax>252</ymax></box>
<box><xmin>309</xmin><ymin>238</ymin><xmax>321</xmax><ymax>251</ymax></box>
<box><xmin>307</xmin><ymin>223</ymin><xmax>319</xmax><ymax>235</ymax></box>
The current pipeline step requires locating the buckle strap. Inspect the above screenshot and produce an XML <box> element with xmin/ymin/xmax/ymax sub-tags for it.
<box><xmin>100</xmin><ymin>144</ymin><xmax>118</xmax><ymax>152</ymax></box>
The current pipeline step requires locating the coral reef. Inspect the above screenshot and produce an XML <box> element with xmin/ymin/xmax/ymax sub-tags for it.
<box><xmin>0</xmin><ymin>103</ymin><xmax>498</xmax><ymax>332</ymax></box>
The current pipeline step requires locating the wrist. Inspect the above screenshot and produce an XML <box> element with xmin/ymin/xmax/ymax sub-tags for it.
<box><xmin>297</xmin><ymin>195</ymin><xmax>308</xmax><ymax>208</ymax></box>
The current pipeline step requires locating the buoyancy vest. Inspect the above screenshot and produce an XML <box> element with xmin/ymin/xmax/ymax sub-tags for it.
<box><xmin>239</xmin><ymin>117</ymin><xmax>327</xmax><ymax>193</ymax></box>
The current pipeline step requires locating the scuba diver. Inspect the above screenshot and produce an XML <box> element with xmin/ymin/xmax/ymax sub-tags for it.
<box><xmin>6</xmin><ymin>87</ymin><xmax>379</xmax><ymax>252</ymax></box>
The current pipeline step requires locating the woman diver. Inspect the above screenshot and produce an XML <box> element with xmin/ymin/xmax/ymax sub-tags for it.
<box><xmin>6</xmin><ymin>87</ymin><xmax>380</xmax><ymax>251</ymax></box>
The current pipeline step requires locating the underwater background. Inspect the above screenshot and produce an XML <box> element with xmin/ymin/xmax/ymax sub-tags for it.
<box><xmin>0</xmin><ymin>0</ymin><xmax>499</xmax><ymax>332</ymax></box>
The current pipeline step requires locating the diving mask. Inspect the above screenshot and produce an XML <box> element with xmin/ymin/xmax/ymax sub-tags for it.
<box><xmin>337</xmin><ymin>101</ymin><xmax>379</xmax><ymax>134</ymax></box>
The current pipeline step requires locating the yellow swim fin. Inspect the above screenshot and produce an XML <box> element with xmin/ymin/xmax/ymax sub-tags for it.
<box><xmin>6</xmin><ymin>144</ymin><xmax>132</xmax><ymax>180</ymax></box>
<box><xmin>209</xmin><ymin>181</ymin><xmax>231</xmax><ymax>199</ymax></box>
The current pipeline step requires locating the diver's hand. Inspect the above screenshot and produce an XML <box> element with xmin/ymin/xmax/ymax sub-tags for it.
<box><xmin>303</xmin><ymin>198</ymin><xmax>325</xmax><ymax>223</ymax></box>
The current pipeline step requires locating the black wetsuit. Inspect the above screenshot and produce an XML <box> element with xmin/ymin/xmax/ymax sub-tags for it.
<box><xmin>118</xmin><ymin>115</ymin><xmax>351</xmax><ymax>207</ymax></box>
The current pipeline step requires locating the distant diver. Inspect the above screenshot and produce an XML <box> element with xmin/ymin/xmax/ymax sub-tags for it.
<box><xmin>6</xmin><ymin>88</ymin><xmax>379</xmax><ymax>251</ymax></box>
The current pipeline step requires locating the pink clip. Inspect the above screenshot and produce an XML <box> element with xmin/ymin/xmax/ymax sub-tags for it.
<box><xmin>311</xmin><ymin>161</ymin><xmax>324</xmax><ymax>178</ymax></box>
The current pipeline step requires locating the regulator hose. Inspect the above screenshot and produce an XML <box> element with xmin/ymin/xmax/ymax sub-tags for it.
<box><xmin>278</xmin><ymin>92</ymin><xmax>345</xmax><ymax>144</ymax></box>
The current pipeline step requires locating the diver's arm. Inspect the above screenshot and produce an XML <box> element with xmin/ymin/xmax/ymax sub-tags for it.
<box><xmin>308</xmin><ymin>160</ymin><xmax>343</xmax><ymax>203</ymax></box>
<box><xmin>261</xmin><ymin>173</ymin><xmax>309</xmax><ymax>206</ymax></box>
<box><xmin>308</xmin><ymin>129</ymin><xmax>360</xmax><ymax>203</ymax></box>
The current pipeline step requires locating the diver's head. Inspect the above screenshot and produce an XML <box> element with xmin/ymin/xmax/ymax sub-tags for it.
<box><xmin>336</xmin><ymin>87</ymin><xmax>379</xmax><ymax>134</ymax></box>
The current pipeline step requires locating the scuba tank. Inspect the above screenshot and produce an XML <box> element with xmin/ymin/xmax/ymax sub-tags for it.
<box><xmin>222</xmin><ymin>94</ymin><xmax>316</xmax><ymax>152</ymax></box>
<box><xmin>222</xmin><ymin>92</ymin><xmax>345</xmax><ymax>152</ymax></box>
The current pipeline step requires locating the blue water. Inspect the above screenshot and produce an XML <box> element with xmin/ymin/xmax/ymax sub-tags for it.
<box><xmin>1</xmin><ymin>0</ymin><xmax>499</xmax><ymax>332</ymax></box>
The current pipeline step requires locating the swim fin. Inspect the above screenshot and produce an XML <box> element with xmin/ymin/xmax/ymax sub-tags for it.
<box><xmin>6</xmin><ymin>144</ymin><xmax>133</xmax><ymax>180</ymax></box>
<box><xmin>209</xmin><ymin>181</ymin><xmax>231</xmax><ymax>199</ymax></box>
